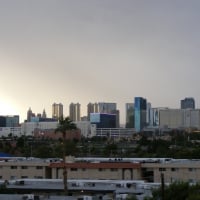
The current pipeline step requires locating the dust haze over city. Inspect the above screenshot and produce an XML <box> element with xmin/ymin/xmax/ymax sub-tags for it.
<box><xmin>0</xmin><ymin>0</ymin><xmax>200</xmax><ymax>124</ymax></box>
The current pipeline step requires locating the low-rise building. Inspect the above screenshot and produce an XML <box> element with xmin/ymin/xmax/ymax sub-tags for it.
<box><xmin>0</xmin><ymin>158</ymin><xmax>50</xmax><ymax>180</ymax></box>
<box><xmin>142</xmin><ymin>159</ymin><xmax>200</xmax><ymax>184</ymax></box>
<box><xmin>50</xmin><ymin>161</ymin><xmax>141</xmax><ymax>180</ymax></box>
<box><xmin>95</xmin><ymin>128</ymin><xmax>135</xmax><ymax>139</ymax></box>
<box><xmin>75</xmin><ymin>121</ymin><xmax>96</xmax><ymax>138</ymax></box>
<box><xmin>21</xmin><ymin>122</ymin><xmax>58</xmax><ymax>136</ymax></box>
<box><xmin>0</xmin><ymin>157</ymin><xmax>200</xmax><ymax>186</ymax></box>
<box><xmin>0</xmin><ymin>127</ymin><xmax>22</xmax><ymax>137</ymax></box>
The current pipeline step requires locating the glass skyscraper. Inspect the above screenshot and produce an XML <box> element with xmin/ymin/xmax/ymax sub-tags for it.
<box><xmin>134</xmin><ymin>97</ymin><xmax>147</xmax><ymax>132</ymax></box>
<box><xmin>125</xmin><ymin>103</ymin><xmax>134</xmax><ymax>128</ymax></box>
<box><xmin>181</xmin><ymin>97</ymin><xmax>195</xmax><ymax>109</ymax></box>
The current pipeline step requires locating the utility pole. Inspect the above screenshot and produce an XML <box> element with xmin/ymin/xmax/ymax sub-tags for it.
<box><xmin>161</xmin><ymin>173</ymin><xmax>165</xmax><ymax>200</ymax></box>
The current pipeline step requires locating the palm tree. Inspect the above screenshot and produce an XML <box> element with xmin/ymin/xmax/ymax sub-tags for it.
<box><xmin>55</xmin><ymin>116</ymin><xmax>77</xmax><ymax>195</ymax></box>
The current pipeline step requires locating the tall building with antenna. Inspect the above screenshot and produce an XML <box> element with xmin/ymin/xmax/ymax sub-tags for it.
<box><xmin>27</xmin><ymin>107</ymin><xmax>35</xmax><ymax>122</ymax></box>
<box><xmin>42</xmin><ymin>109</ymin><xmax>47</xmax><ymax>118</ymax></box>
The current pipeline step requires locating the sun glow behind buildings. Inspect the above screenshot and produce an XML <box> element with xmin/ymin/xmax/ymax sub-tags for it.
<box><xmin>0</xmin><ymin>99</ymin><xmax>19</xmax><ymax>116</ymax></box>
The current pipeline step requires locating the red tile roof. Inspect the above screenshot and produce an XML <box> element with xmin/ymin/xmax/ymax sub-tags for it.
<box><xmin>50</xmin><ymin>162</ymin><xmax>141</xmax><ymax>169</ymax></box>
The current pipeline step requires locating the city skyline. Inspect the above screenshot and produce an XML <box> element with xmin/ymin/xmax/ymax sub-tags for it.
<box><xmin>1</xmin><ymin>1</ymin><xmax>200</xmax><ymax>123</ymax></box>
<box><xmin>0</xmin><ymin>98</ymin><xmax>198</xmax><ymax>124</ymax></box>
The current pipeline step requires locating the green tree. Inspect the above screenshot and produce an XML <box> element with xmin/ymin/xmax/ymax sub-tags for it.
<box><xmin>16</xmin><ymin>136</ymin><xmax>25</xmax><ymax>148</ymax></box>
<box><xmin>55</xmin><ymin>116</ymin><xmax>77</xmax><ymax>195</ymax></box>
<box><xmin>126</xmin><ymin>194</ymin><xmax>137</xmax><ymax>200</ymax></box>
<box><xmin>103</xmin><ymin>143</ymin><xmax>118</xmax><ymax>156</ymax></box>
<box><xmin>34</xmin><ymin>145</ymin><xmax>53</xmax><ymax>158</ymax></box>
<box><xmin>149</xmin><ymin>182</ymin><xmax>200</xmax><ymax>200</ymax></box>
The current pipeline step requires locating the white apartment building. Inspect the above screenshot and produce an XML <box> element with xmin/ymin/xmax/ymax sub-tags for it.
<box><xmin>150</xmin><ymin>108</ymin><xmax>200</xmax><ymax>130</ymax></box>
<box><xmin>183</xmin><ymin>109</ymin><xmax>200</xmax><ymax>128</ymax></box>
<box><xmin>75</xmin><ymin>121</ymin><xmax>96</xmax><ymax>138</ymax></box>
<box><xmin>0</xmin><ymin>127</ymin><xmax>22</xmax><ymax>137</ymax></box>
<box><xmin>21</xmin><ymin>122</ymin><xmax>58</xmax><ymax>136</ymax></box>
<box><xmin>159</xmin><ymin>109</ymin><xmax>183</xmax><ymax>129</ymax></box>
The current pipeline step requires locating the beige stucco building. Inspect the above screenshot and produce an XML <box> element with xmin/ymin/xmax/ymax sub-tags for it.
<box><xmin>50</xmin><ymin>162</ymin><xmax>141</xmax><ymax>180</ymax></box>
<box><xmin>142</xmin><ymin>160</ymin><xmax>200</xmax><ymax>184</ymax></box>
<box><xmin>0</xmin><ymin>159</ymin><xmax>50</xmax><ymax>180</ymax></box>
<box><xmin>1</xmin><ymin>157</ymin><xmax>200</xmax><ymax>185</ymax></box>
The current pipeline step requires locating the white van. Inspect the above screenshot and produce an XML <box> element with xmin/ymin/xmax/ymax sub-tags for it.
<box><xmin>22</xmin><ymin>194</ymin><xmax>34</xmax><ymax>200</ymax></box>
<box><xmin>22</xmin><ymin>194</ymin><xmax>40</xmax><ymax>200</ymax></box>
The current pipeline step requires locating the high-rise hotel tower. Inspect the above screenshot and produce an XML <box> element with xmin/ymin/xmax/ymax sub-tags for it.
<box><xmin>69</xmin><ymin>103</ymin><xmax>81</xmax><ymax>122</ymax></box>
<box><xmin>52</xmin><ymin>103</ymin><xmax>63</xmax><ymax>120</ymax></box>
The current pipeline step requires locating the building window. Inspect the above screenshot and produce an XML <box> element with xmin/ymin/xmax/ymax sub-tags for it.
<box><xmin>21</xmin><ymin>166</ymin><xmax>28</xmax><ymax>169</ymax></box>
<box><xmin>171</xmin><ymin>168</ymin><xmax>178</xmax><ymax>172</ymax></box>
<box><xmin>99</xmin><ymin>168</ymin><xmax>105</xmax><ymax>171</ymax></box>
<box><xmin>159</xmin><ymin>168</ymin><xmax>166</xmax><ymax>171</ymax></box>
<box><xmin>188</xmin><ymin>168</ymin><xmax>196</xmax><ymax>172</ymax></box>
<box><xmin>11</xmin><ymin>166</ymin><xmax>17</xmax><ymax>169</ymax></box>
<box><xmin>21</xmin><ymin>176</ymin><xmax>28</xmax><ymax>178</ymax></box>
<box><xmin>36</xmin><ymin>166</ymin><xmax>43</xmax><ymax>170</ymax></box>
<box><xmin>71</xmin><ymin>168</ymin><xmax>77</xmax><ymax>171</ymax></box>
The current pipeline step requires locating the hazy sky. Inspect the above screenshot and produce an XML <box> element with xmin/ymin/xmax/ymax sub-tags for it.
<box><xmin>0</xmin><ymin>0</ymin><xmax>200</xmax><ymax>123</ymax></box>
